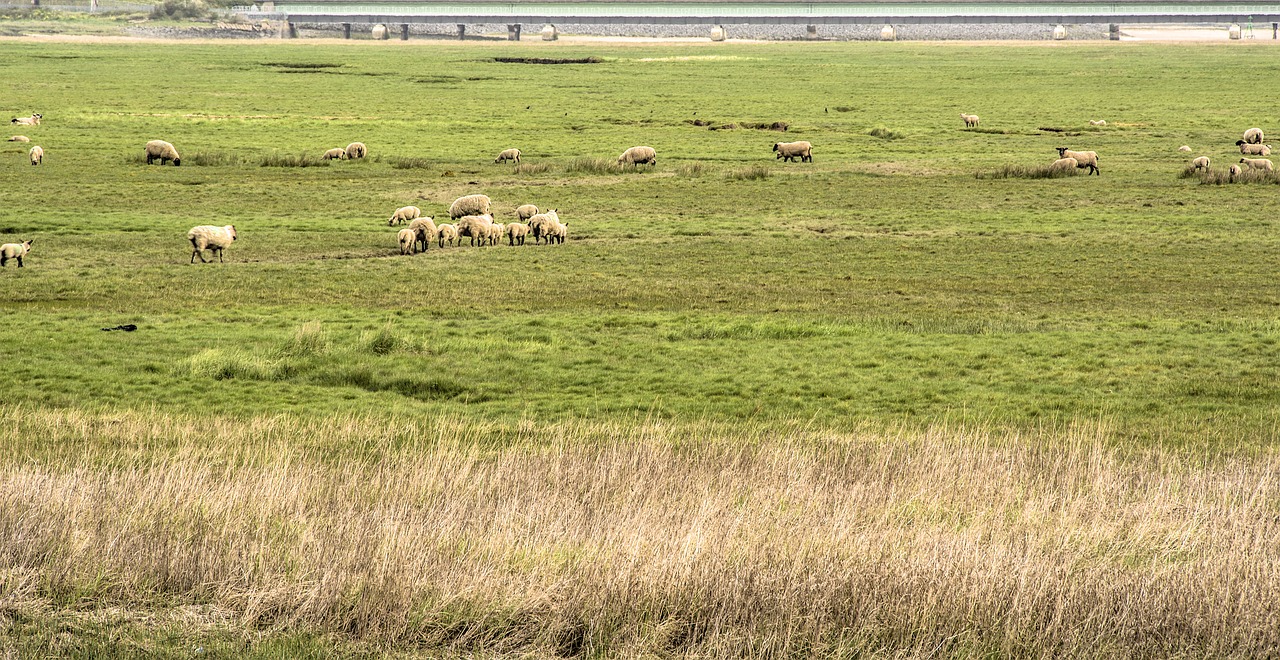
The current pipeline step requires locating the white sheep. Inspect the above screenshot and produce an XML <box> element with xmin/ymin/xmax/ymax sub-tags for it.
<box><xmin>1190</xmin><ymin>156</ymin><xmax>1211</xmax><ymax>171</ymax></box>
<box><xmin>515</xmin><ymin>204</ymin><xmax>539</xmax><ymax>221</ymax></box>
<box><xmin>618</xmin><ymin>146</ymin><xmax>657</xmax><ymax>167</ymax></box>
<box><xmin>388</xmin><ymin>205</ymin><xmax>421</xmax><ymax>226</ymax></box>
<box><xmin>322</xmin><ymin>147</ymin><xmax>347</xmax><ymax>160</ymax></box>
<box><xmin>29</xmin><ymin>146</ymin><xmax>42</xmax><ymax>166</ymax></box>
<box><xmin>548</xmin><ymin>218</ymin><xmax>568</xmax><ymax>244</ymax></box>
<box><xmin>397</xmin><ymin>227</ymin><xmax>416</xmax><ymax>255</ymax></box>
<box><xmin>1055</xmin><ymin>147</ymin><xmax>1099</xmax><ymax>175</ymax></box>
<box><xmin>528</xmin><ymin>210</ymin><xmax>560</xmax><ymax>245</ymax></box>
<box><xmin>187</xmin><ymin>225</ymin><xmax>237</xmax><ymax>263</ymax></box>
<box><xmin>507</xmin><ymin>223</ymin><xmax>529</xmax><ymax>246</ymax></box>
<box><xmin>449</xmin><ymin>194</ymin><xmax>492</xmax><ymax>219</ymax></box>
<box><xmin>145</xmin><ymin>140</ymin><xmax>181</xmax><ymax>166</ymax></box>
<box><xmin>1089</xmin><ymin>119</ymin><xmax>1107</xmax><ymax>126</ymax></box>
<box><xmin>0</xmin><ymin>239</ymin><xmax>32</xmax><ymax>267</ymax></box>
<box><xmin>960</xmin><ymin>113</ymin><xmax>980</xmax><ymax>128</ymax></box>
<box><xmin>1237</xmin><ymin>141</ymin><xmax>1272</xmax><ymax>156</ymax></box>
<box><xmin>437</xmin><ymin>223</ymin><xmax>459</xmax><ymax>248</ymax></box>
<box><xmin>1049</xmin><ymin>157</ymin><xmax>1078</xmax><ymax>172</ymax></box>
<box><xmin>1178</xmin><ymin>145</ymin><xmax>1192</xmax><ymax>152</ymax></box>
<box><xmin>773</xmin><ymin>141</ymin><xmax>812</xmax><ymax>163</ymax></box>
<box><xmin>345</xmin><ymin>142</ymin><xmax>367</xmax><ymax>159</ymax></box>
<box><xmin>455</xmin><ymin>214</ymin><xmax>494</xmax><ymax>246</ymax></box>
<box><xmin>487</xmin><ymin>222</ymin><xmax>507</xmax><ymax>245</ymax></box>
<box><xmin>1229</xmin><ymin>164</ymin><xmax>1243</xmax><ymax>181</ymax></box>
<box><xmin>409</xmin><ymin>216</ymin><xmax>437</xmax><ymax>252</ymax></box>
<box><xmin>8</xmin><ymin>136</ymin><xmax>29</xmax><ymax>142</ymax></box>
<box><xmin>11</xmin><ymin>113</ymin><xmax>40</xmax><ymax>126</ymax></box>
<box><xmin>1243</xmin><ymin>128</ymin><xmax>1265</xmax><ymax>144</ymax></box>
<box><xmin>494</xmin><ymin>148</ymin><xmax>521</xmax><ymax>164</ymax></box>
<box><xmin>1240</xmin><ymin>157</ymin><xmax>1273</xmax><ymax>171</ymax></box>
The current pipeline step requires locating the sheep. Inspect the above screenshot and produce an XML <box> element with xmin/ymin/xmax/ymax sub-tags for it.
<box><xmin>11</xmin><ymin>113</ymin><xmax>40</xmax><ymax>126</ymax></box>
<box><xmin>960</xmin><ymin>113</ymin><xmax>980</xmax><ymax>128</ymax></box>
<box><xmin>1190</xmin><ymin>156</ymin><xmax>1211</xmax><ymax>171</ymax></box>
<box><xmin>0</xmin><ymin>239</ymin><xmax>32</xmax><ymax>267</ymax></box>
<box><xmin>322</xmin><ymin>147</ymin><xmax>347</xmax><ymax>160</ymax></box>
<box><xmin>548</xmin><ymin>218</ymin><xmax>568</xmax><ymax>244</ymax></box>
<box><xmin>516</xmin><ymin>204</ymin><xmax>539</xmax><ymax>222</ymax></box>
<box><xmin>507</xmin><ymin>222</ymin><xmax>529</xmax><ymax>246</ymax></box>
<box><xmin>449</xmin><ymin>194</ymin><xmax>491</xmax><ymax>220</ymax></box>
<box><xmin>388</xmin><ymin>205</ymin><xmax>421</xmax><ymax>226</ymax></box>
<box><xmin>1089</xmin><ymin>119</ymin><xmax>1107</xmax><ymax>126</ymax></box>
<box><xmin>1240</xmin><ymin>157</ymin><xmax>1273</xmax><ymax>172</ymax></box>
<box><xmin>409</xmin><ymin>216</ymin><xmax>437</xmax><ymax>252</ymax></box>
<box><xmin>618</xmin><ymin>146</ymin><xmax>657</xmax><ymax>167</ymax></box>
<box><xmin>29</xmin><ymin>146</ymin><xmax>42</xmax><ymax>166</ymax></box>
<box><xmin>528</xmin><ymin>210</ymin><xmax>560</xmax><ymax>245</ymax></box>
<box><xmin>145</xmin><ymin>140</ymin><xmax>181</xmax><ymax>166</ymax></box>
<box><xmin>1237</xmin><ymin>141</ymin><xmax>1272</xmax><ymax>156</ymax></box>
<box><xmin>1178</xmin><ymin>145</ymin><xmax>1192</xmax><ymax>152</ymax></box>
<box><xmin>455</xmin><ymin>214</ymin><xmax>494</xmax><ymax>246</ymax></box>
<box><xmin>1244</xmin><ymin>128</ymin><xmax>1265</xmax><ymax>144</ymax></box>
<box><xmin>487</xmin><ymin>222</ymin><xmax>507</xmax><ymax>245</ymax></box>
<box><xmin>1229</xmin><ymin>164</ymin><xmax>1244</xmax><ymax>181</ymax></box>
<box><xmin>397</xmin><ymin>228</ymin><xmax>417</xmax><ymax>255</ymax></box>
<box><xmin>1055</xmin><ymin>147</ymin><xmax>1099</xmax><ymax>175</ymax></box>
<box><xmin>437</xmin><ymin>223</ymin><xmax>459</xmax><ymax>248</ymax></box>
<box><xmin>1049</xmin><ymin>157</ymin><xmax>1078</xmax><ymax>172</ymax></box>
<box><xmin>773</xmin><ymin>141</ymin><xmax>812</xmax><ymax>163</ymax></box>
<box><xmin>187</xmin><ymin>225</ymin><xmax>237</xmax><ymax>263</ymax></box>
<box><xmin>345</xmin><ymin>142</ymin><xmax>367</xmax><ymax>159</ymax></box>
<box><xmin>8</xmin><ymin>136</ymin><xmax>29</xmax><ymax>142</ymax></box>
<box><xmin>494</xmin><ymin>148</ymin><xmax>521</xmax><ymax>164</ymax></box>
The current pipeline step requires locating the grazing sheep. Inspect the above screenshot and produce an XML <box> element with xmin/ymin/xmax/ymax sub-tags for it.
<box><xmin>145</xmin><ymin>140</ymin><xmax>181</xmax><ymax>166</ymax></box>
<box><xmin>397</xmin><ymin>228</ymin><xmax>417</xmax><ymax>255</ymax></box>
<box><xmin>528</xmin><ymin>210</ymin><xmax>560</xmax><ymax>245</ymax></box>
<box><xmin>618</xmin><ymin>146</ymin><xmax>657</xmax><ymax>167</ymax></box>
<box><xmin>548</xmin><ymin>218</ymin><xmax>568</xmax><ymax>244</ymax></box>
<box><xmin>1055</xmin><ymin>147</ymin><xmax>1099</xmax><ymax>175</ymax></box>
<box><xmin>1240</xmin><ymin>157</ymin><xmax>1274</xmax><ymax>171</ymax></box>
<box><xmin>516</xmin><ymin>204</ymin><xmax>539</xmax><ymax>222</ymax></box>
<box><xmin>1049</xmin><ymin>157</ymin><xmax>1078</xmax><ymax>172</ymax></box>
<box><xmin>455</xmin><ymin>214</ymin><xmax>494</xmax><ymax>246</ymax></box>
<box><xmin>494</xmin><ymin>148</ymin><xmax>521</xmax><ymax>164</ymax></box>
<box><xmin>1244</xmin><ymin>128</ymin><xmax>1265</xmax><ymax>144</ymax></box>
<box><xmin>1190</xmin><ymin>156</ymin><xmax>1211</xmax><ymax>171</ymax></box>
<box><xmin>1229</xmin><ymin>164</ymin><xmax>1243</xmax><ymax>181</ymax></box>
<box><xmin>773</xmin><ymin>141</ymin><xmax>812</xmax><ymax>163</ymax></box>
<box><xmin>1178</xmin><ymin>145</ymin><xmax>1192</xmax><ymax>152</ymax></box>
<box><xmin>449</xmin><ymin>194</ymin><xmax>492</xmax><ymax>220</ymax></box>
<box><xmin>8</xmin><ymin>136</ymin><xmax>29</xmax><ymax>142</ymax></box>
<box><xmin>1089</xmin><ymin>119</ymin><xmax>1107</xmax><ymax>126</ymax></box>
<box><xmin>322</xmin><ymin>148</ymin><xmax>347</xmax><ymax>160</ymax></box>
<box><xmin>187</xmin><ymin>225</ymin><xmax>237</xmax><ymax>264</ymax></box>
<box><xmin>28</xmin><ymin>146</ymin><xmax>42</xmax><ymax>166</ymax></box>
<box><xmin>487</xmin><ymin>222</ymin><xmax>507</xmax><ymax>245</ymax></box>
<box><xmin>507</xmin><ymin>222</ymin><xmax>529</xmax><ymax>246</ymax></box>
<box><xmin>960</xmin><ymin>113</ymin><xmax>980</xmax><ymax>128</ymax></box>
<box><xmin>345</xmin><ymin>142</ymin><xmax>367</xmax><ymax>159</ymax></box>
<box><xmin>437</xmin><ymin>223</ymin><xmax>459</xmax><ymax>248</ymax></box>
<box><xmin>388</xmin><ymin>205</ymin><xmax>421</xmax><ymax>226</ymax></box>
<box><xmin>1237</xmin><ymin>141</ymin><xmax>1272</xmax><ymax>156</ymax></box>
<box><xmin>11</xmin><ymin>113</ymin><xmax>40</xmax><ymax>126</ymax></box>
<box><xmin>409</xmin><ymin>216</ymin><xmax>437</xmax><ymax>252</ymax></box>
<box><xmin>0</xmin><ymin>239</ymin><xmax>32</xmax><ymax>267</ymax></box>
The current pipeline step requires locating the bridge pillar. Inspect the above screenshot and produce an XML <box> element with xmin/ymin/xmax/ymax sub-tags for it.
<box><xmin>401</xmin><ymin>23</ymin><xmax>409</xmax><ymax>40</ymax></box>
<box><xmin>342</xmin><ymin>22</ymin><xmax>351</xmax><ymax>39</ymax></box>
<box><xmin>1052</xmin><ymin>24</ymin><xmax>1066</xmax><ymax>40</ymax></box>
<box><xmin>880</xmin><ymin>24</ymin><xmax>895</xmax><ymax>41</ymax></box>
<box><xmin>541</xmin><ymin>24</ymin><xmax>558</xmax><ymax>40</ymax></box>
<box><xmin>1272</xmin><ymin>22</ymin><xmax>1277</xmax><ymax>38</ymax></box>
<box><xmin>805</xmin><ymin>24</ymin><xmax>819</xmax><ymax>40</ymax></box>
<box><xmin>508</xmin><ymin>24</ymin><xmax>521</xmax><ymax>40</ymax></box>
<box><xmin>457</xmin><ymin>24</ymin><xmax>466</xmax><ymax>40</ymax></box>
<box><xmin>1109</xmin><ymin>24</ymin><xmax>1119</xmax><ymax>40</ymax></box>
<box><xmin>710</xmin><ymin>25</ymin><xmax>726</xmax><ymax>41</ymax></box>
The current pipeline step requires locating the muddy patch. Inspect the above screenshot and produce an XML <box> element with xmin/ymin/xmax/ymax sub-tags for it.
<box><xmin>493</xmin><ymin>56</ymin><xmax>602</xmax><ymax>65</ymax></box>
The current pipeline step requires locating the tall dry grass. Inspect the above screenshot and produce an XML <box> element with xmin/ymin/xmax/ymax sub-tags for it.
<box><xmin>1</xmin><ymin>407</ymin><xmax>1278</xmax><ymax>656</ymax></box>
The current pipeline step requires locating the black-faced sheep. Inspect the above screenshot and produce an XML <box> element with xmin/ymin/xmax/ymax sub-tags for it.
<box><xmin>187</xmin><ymin>225</ymin><xmax>237</xmax><ymax>263</ymax></box>
<box><xmin>28</xmin><ymin>146</ymin><xmax>42</xmax><ymax>166</ymax></box>
<box><xmin>0</xmin><ymin>239</ymin><xmax>32</xmax><ymax>267</ymax></box>
<box><xmin>1055</xmin><ymin>147</ymin><xmax>1099</xmax><ymax>175</ymax></box>
<box><xmin>437</xmin><ymin>223</ymin><xmax>459</xmax><ymax>248</ymax></box>
<box><xmin>388</xmin><ymin>205</ymin><xmax>421</xmax><ymax>226</ymax></box>
<box><xmin>1240</xmin><ymin>157</ymin><xmax>1273</xmax><ymax>172</ymax></box>
<box><xmin>456</xmin><ymin>214</ymin><xmax>494</xmax><ymax>246</ymax></box>
<box><xmin>1190</xmin><ymin>156</ymin><xmax>1210</xmax><ymax>171</ymax></box>
<box><xmin>409</xmin><ymin>216</ymin><xmax>437</xmax><ymax>252</ymax></box>
<box><xmin>1237</xmin><ymin>141</ymin><xmax>1272</xmax><ymax>156</ymax></box>
<box><xmin>773</xmin><ymin>141</ymin><xmax>812</xmax><ymax>163</ymax></box>
<box><xmin>397</xmin><ymin>228</ymin><xmax>416</xmax><ymax>255</ymax></box>
<box><xmin>8</xmin><ymin>136</ymin><xmax>29</xmax><ymax>142</ymax></box>
<box><xmin>1089</xmin><ymin>119</ymin><xmax>1107</xmax><ymax>126</ymax></box>
<box><xmin>960</xmin><ymin>113</ymin><xmax>980</xmax><ymax>128</ymax></box>
<box><xmin>1178</xmin><ymin>146</ymin><xmax>1192</xmax><ymax>152</ymax></box>
<box><xmin>11</xmin><ymin>113</ymin><xmax>40</xmax><ymax>126</ymax></box>
<box><xmin>322</xmin><ymin>148</ymin><xmax>347</xmax><ymax>160</ymax></box>
<box><xmin>145</xmin><ymin>140</ymin><xmax>181</xmax><ymax>166</ymax></box>
<box><xmin>618</xmin><ymin>146</ymin><xmax>657</xmax><ymax>167</ymax></box>
<box><xmin>528</xmin><ymin>210</ymin><xmax>560</xmax><ymax>244</ymax></box>
<box><xmin>345</xmin><ymin>142</ymin><xmax>367</xmax><ymax>159</ymax></box>
<box><xmin>1229</xmin><ymin>164</ymin><xmax>1243</xmax><ymax>181</ymax></box>
<box><xmin>449</xmin><ymin>194</ymin><xmax>491</xmax><ymax>219</ymax></box>
<box><xmin>1050</xmin><ymin>157</ymin><xmax>1078</xmax><ymax>172</ymax></box>
<box><xmin>1244</xmin><ymin>128</ymin><xmax>1264</xmax><ymax>144</ymax></box>
<box><xmin>507</xmin><ymin>223</ymin><xmax>529</xmax><ymax>246</ymax></box>
<box><xmin>494</xmin><ymin>148</ymin><xmax>521</xmax><ymax>164</ymax></box>
<box><xmin>516</xmin><ymin>204</ymin><xmax>539</xmax><ymax>222</ymax></box>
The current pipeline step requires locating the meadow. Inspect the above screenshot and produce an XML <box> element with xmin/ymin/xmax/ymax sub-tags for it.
<box><xmin>1</xmin><ymin>37</ymin><xmax>1280</xmax><ymax>656</ymax></box>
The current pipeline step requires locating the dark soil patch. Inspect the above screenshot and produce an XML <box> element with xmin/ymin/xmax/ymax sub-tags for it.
<box><xmin>493</xmin><ymin>57</ymin><xmax>603</xmax><ymax>65</ymax></box>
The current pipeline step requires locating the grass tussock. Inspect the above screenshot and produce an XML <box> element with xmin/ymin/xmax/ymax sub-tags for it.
<box><xmin>384</xmin><ymin>156</ymin><xmax>433</xmax><ymax>170</ymax></box>
<box><xmin>725</xmin><ymin>163</ymin><xmax>771</xmax><ymax>181</ymax></box>
<box><xmin>968</xmin><ymin>127</ymin><xmax>1018</xmax><ymax>135</ymax></box>
<box><xmin>566</xmin><ymin>157</ymin><xmax>632</xmax><ymax>175</ymax></box>
<box><xmin>978</xmin><ymin>163</ymin><xmax>1080</xmax><ymax>179</ymax></box>
<box><xmin>1</xmin><ymin>407</ymin><xmax>1278</xmax><ymax>656</ymax></box>
<box><xmin>258</xmin><ymin>152</ymin><xmax>331</xmax><ymax>168</ymax></box>
<box><xmin>868</xmin><ymin>125</ymin><xmax>906</xmax><ymax>140</ymax></box>
<box><xmin>1189</xmin><ymin>166</ymin><xmax>1280</xmax><ymax>184</ymax></box>
<box><xmin>675</xmin><ymin>161</ymin><xmax>710</xmax><ymax>177</ymax></box>
<box><xmin>184</xmin><ymin>150</ymin><xmax>241</xmax><ymax>167</ymax></box>
<box><xmin>512</xmin><ymin>161</ymin><xmax>554</xmax><ymax>175</ymax></box>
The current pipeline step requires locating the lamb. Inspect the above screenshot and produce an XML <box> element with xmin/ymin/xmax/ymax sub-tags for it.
<box><xmin>494</xmin><ymin>148</ymin><xmax>521</xmax><ymax>164</ymax></box>
<box><xmin>1240</xmin><ymin>157</ymin><xmax>1273</xmax><ymax>171</ymax></box>
<box><xmin>528</xmin><ymin>210</ymin><xmax>560</xmax><ymax>245</ymax></box>
<box><xmin>1178</xmin><ymin>145</ymin><xmax>1192</xmax><ymax>152</ymax></box>
<box><xmin>28</xmin><ymin>146</ymin><xmax>42</xmax><ymax>166</ymax></box>
<box><xmin>449</xmin><ymin>194</ymin><xmax>492</xmax><ymax>219</ymax></box>
<box><xmin>1243</xmin><ymin>128</ymin><xmax>1265</xmax><ymax>144</ymax></box>
<box><xmin>516</xmin><ymin>204</ymin><xmax>539</xmax><ymax>221</ymax></box>
<box><xmin>437</xmin><ymin>223</ymin><xmax>459</xmax><ymax>248</ymax></box>
<box><xmin>409</xmin><ymin>216</ymin><xmax>437</xmax><ymax>252</ymax></box>
<box><xmin>8</xmin><ymin>136</ymin><xmax>29</xmax><ymax>142</ymax></box>
<box><xmin>145</xmin><ymin>140</ymin><xmax>181</xmax><ymax>166</ymax></box>
<box><xmin>345</xmin><ymin>142</ymin><xmax>367</xmax><ymax>159</ymax></box>
<box><xmin>487</xmin><ymin>222</ymin><xmax>507</xmax><ymax>245</ymax></box>
<box><xmin>773</xmin><ymin>141</ymin><xmax>812</xmax><ymax>163</ymax></box>
<box><xmin>1049</xmin><ymin>157</ymin><xmax>1078</xmax><ymax>172</ymax></box>
<box><xmin>388</xmin><ymin>205</ymin><xmax>421</xmax><ymax>226</ymax></box>
<box><xmin>1189</xmin><ymin>156</ymin><xmax>1211</xmax><ymax>171</ymax></box>
<box><xmin>1055</xmin><ymin>147</ymin><xmax>1099</xmax><ymax>175</ymax></box>
<box><xmin>960</xmin><ymin>113</ymin><xmax>980</xmax><ymax>128</ymax></box>
<box><xmin>0</xmin><ymin>239</ymin><xmax>32</xmax><ymax>267</ymax></box>
<box><xmin>1089</xmin><ymin>119</ymin><xmax>1107</xmax><ymax>126</ymax></box>
<box><xmin>1237</xmin><ymin>141</ymin><xmax>1272</xmax><ymax>156</ymax></box>
<box><xmin>322</xmin><ymin>148</ymin><xmax>347</xmax><ymax>160</ymax></box>
<box><xmin>618</xmin><ymin>146</ymin><xmax>657</xmax><ymax>167</ymax></box>
<box><xmin>397</xmin><ymin>228</ymin><xmax>417</xmax><ymax>255</ymax></box>
<box><xmin>11</xmin><ymin>113</ymin><xmax>40</xmax><ymax>126</ymax></box>
<box><xmin>187</xmin><ymin>225</ymin><xmax>237</xmax><ymax>263</ymax></box>
<box><xmin>548</xmin><ymin>218</ymin><xmax>568</xmax><ymax>244</ymax></box>
<box><xmin>1229</xmin><ymin>164</ymin><xmax>1243</xmax><ymax>181</ymax></box>
<box><xmin>506</xmin><ymin>222</ymin><xmax>529</xmax><ymax>246</ymax></box>
<box><xmin>455</xmin><ymin>214</ymin><xmax>494</xmax><ymax>246</ymax></box>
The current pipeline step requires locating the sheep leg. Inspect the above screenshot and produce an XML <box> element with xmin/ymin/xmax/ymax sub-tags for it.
<box><xmin>1</xmin><ymin>256</ymin><xmax>7</xmax><ymax>267</ymax></box>
<box><xmin>15</xmin><ymin>256</ymin><xmax>22</xmax><ymax>267</ymax></box>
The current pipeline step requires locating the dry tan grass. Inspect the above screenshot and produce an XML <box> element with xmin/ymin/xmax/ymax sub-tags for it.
<box><xmin>1</xmin><ymin>406</ymin><xmax>1278</xmax><ymax>656</ymax></box>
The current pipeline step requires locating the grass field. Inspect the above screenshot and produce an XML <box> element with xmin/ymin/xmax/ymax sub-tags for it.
<box><xmin>2</xmin><ymin>38</ymin><xmax>1280</xmax><ymax>656</ymax></box>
